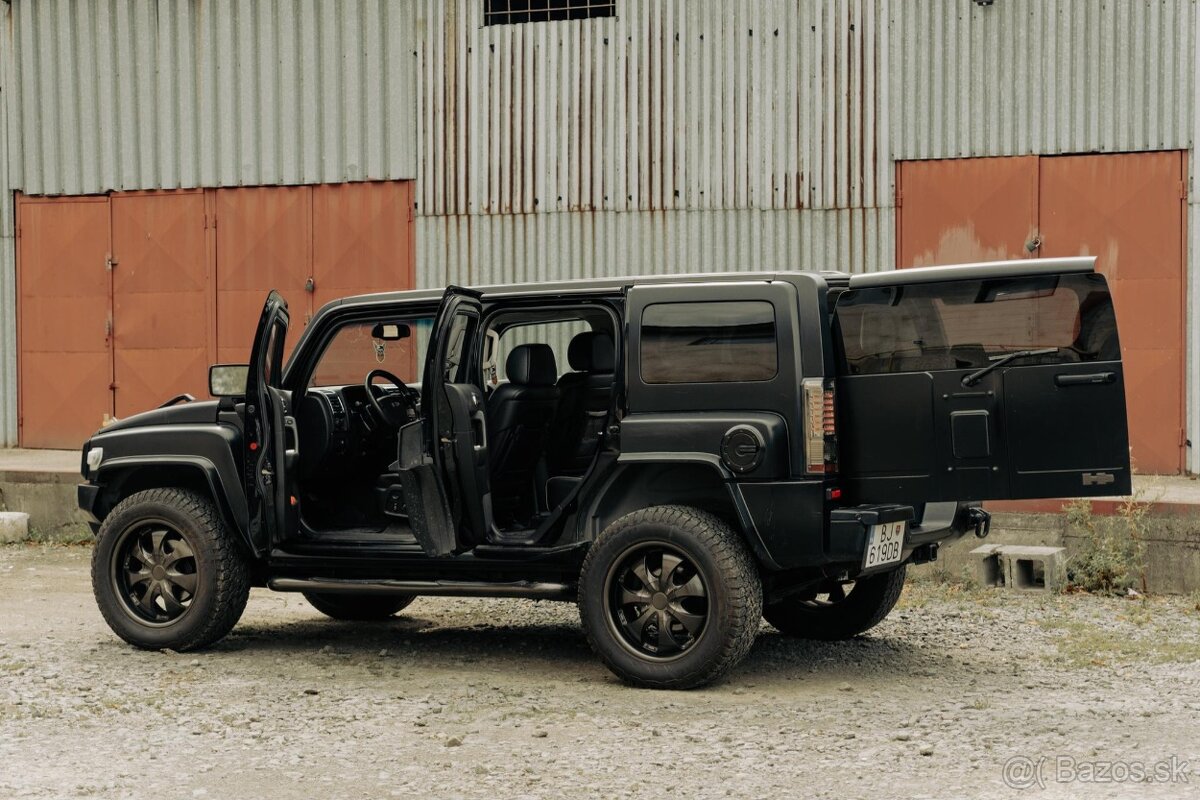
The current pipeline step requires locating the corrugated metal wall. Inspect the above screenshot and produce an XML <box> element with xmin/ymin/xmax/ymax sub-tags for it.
<box><xmin>412</xmin><ymin>0</ymin><xmax>895</xmax><ymax>283</ymax></box>
<box><xmin>892</xmin><ymin>0</ymin><xmax>1196</xmax><ymax>160</ymax></box>
<box><xmin>8</xmin><ymin>0</ymin><xmax>417</xmax><ymax>195</ymax></box>
<box><xmin>1</xmin><ymin>0</ymin><xmax>1198</xmax><ymax>464</ymax></box>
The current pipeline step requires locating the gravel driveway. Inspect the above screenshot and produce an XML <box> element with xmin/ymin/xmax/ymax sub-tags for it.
<box><xmin>2</xmin><ymin>544</ymin><xmax>1198</xmax><ymax>799</ymax></box>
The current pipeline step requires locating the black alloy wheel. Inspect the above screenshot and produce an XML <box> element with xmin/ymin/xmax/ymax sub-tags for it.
<box><xmin>112</xmin><ymin>520</ymin><xmax>200</xmax><ymax>625</ymax></box>
<box><xmin>605</xmin><ymin>543</ymin><xmax>709</xmax><ymax>659</ymax></box>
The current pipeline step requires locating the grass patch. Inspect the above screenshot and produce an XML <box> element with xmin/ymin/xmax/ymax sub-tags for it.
<box><xmin>1038</xmin><ymin>612</ymin><xmax>1200</xmax><ymax>668</ymax></box>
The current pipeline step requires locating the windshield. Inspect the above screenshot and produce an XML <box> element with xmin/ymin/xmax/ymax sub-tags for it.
<box><xmin>308</xmin><ymin>318</ymin><xmax>433</xmax><ymax>388</ymax></box>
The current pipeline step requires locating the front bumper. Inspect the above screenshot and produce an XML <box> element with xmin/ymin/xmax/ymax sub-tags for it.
<box><xmin>77</xmin><ymin>483</ymin><xmax>102</xmax><ymax>527</ymax></box>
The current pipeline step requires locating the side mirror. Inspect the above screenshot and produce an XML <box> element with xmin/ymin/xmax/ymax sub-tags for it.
<box><xmin>371</xmin><ymin>322</ymin><xmax>411</xmax><ymax>341</ymax></box>
<box><xmin>209</xmin><ymin>364</ymin><xmax>250</xmax><ymax>397</ymax></box>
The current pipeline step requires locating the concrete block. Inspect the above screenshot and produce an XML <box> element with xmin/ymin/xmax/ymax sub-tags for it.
<box><xmin>0</xmin><ymin>511</ymin><xmax>30</xmax><ymax>543</ymax></box>
<box><xmin>999</xmin><ymin>545</ymin><xmax>1066</xmax><ymax>592</ymax></box>
<box><xmin>970</xmin><ymin>543</ymin><xmax>1006</xmax><ymax>588</ymax></box>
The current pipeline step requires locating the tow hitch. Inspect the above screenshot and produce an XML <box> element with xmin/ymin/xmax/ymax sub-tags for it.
<box><xmin>966</xmin><ymin>507</ymin><xmax>992</xmax><ymax>538</ymax></box>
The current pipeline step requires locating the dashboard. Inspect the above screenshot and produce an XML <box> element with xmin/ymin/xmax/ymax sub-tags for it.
<box><xmin>296</xmin><ymin>383</ymin><xmax>421</xmax><ymax>479</ymax></box>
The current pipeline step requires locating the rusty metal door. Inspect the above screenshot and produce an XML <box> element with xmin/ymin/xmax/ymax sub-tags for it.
<box><xmin>1039</xmin><ymin>152</ymin><xmax>1186</xmax><ymax>474</ymax></box>
<box><xmin>897</xmin><ymin>153</ymin><xmax>1187</xmax><ymax>474</ymax></box>
<box><xmin>311</xmin><ymin>182</ymin><xmax>415</xmax><ymax>307</ymax></box>
<box><xmin>16</xmin><ymin>196</ymin><xmax>114</xmax><ymax>448</ymax></box>
<box><xmin>898</xmin><ymin>156</ymin><xmax>1039</xmax><ymax>268</ymax></box>
<box><xmin>213</xmin><ymin>187</ymin><xmax>311</xmax><ymax>363</ymax></box>
<box><xmin>111</xmin><ymin>191</ymin><xmax>210</xmax><ymax>417</ymax></box>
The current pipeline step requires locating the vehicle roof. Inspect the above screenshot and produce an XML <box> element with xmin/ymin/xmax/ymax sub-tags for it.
<box><xmin>318</xmin><ymin>255</ymin><xmax>1098</xmax><ymax>311</ymax></box>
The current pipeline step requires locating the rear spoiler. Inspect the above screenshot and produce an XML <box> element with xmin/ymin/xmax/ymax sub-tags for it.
<box><xmin>848</xmin><ymin>256</ymin><xmax>1096</xmax><ymax>288</ymax></box>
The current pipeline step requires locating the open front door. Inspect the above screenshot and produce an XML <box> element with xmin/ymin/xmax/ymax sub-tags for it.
<box><xmin>244</xmin><ymin>291</ymin><xmax>294</xmax><ymax>550</ymax></box>
<box><xmin>833</xmin><ymin>257</ymin><xmax>1131</xmax><ymax>504</ymax></box>
<box><xmin>397</xmin><ymin>286</ymin><xmax>490</xmax><ymax>555</ymax></box>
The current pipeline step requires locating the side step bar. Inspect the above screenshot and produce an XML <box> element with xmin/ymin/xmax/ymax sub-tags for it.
<box><xmin>268</xmin><ymin>577</ymin><xmax>575</xmax><ymax>601</ymax></box>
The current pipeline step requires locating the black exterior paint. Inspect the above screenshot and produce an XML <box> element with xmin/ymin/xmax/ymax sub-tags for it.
<box><xmin>77</xmin><ymin>256</ymin><xmax>1131</xmax><ymax>593</ymax></box>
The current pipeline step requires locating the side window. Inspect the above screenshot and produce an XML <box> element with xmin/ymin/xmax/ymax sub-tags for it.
<box><xmin>262</xmin><ymin>320</ymin><xmax>285</xmax><ymax>386</ymax></box>
<box><xmin>640</xmin><ymin>301</ymin><xmax>777</xmax><ymax>384</ymax></box>
<box><xmin>836</xmin><ymin>273</ymin><xmax>1119</xmax><ymax>375</ymax></box>
<box><xmin>493</xmin><ymin>320</ymin><xmax>591</xmax><ymax>383</ymax></box>
<box><xmin>308</xmin><ymin>318</ymin><xmax>432</xmax><ymax>388</ymax></box>
<box><xmin>442</xmin><ymin>310</ymin><xmax>479</xmax><ymax>384</ymax></box>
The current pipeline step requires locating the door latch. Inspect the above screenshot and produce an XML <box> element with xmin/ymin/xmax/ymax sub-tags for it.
<box><xmin>305</xmin><ymin>277</ymin><xmax>315</xmax><ymax>293</ymax></box>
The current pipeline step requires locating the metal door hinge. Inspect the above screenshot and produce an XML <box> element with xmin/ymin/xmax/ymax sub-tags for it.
<box><xmin>1179</xmin><ymin>180</ymin><xmax>1188</xmax><ymax>200</ymax></box>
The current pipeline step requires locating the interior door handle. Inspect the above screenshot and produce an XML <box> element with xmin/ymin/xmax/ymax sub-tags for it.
<box><xmin>1055</xmin><ymin>372</ymin><xmax>1116</xmax><ymax>386</ymax></box>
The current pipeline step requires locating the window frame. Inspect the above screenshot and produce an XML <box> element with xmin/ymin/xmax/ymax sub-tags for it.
<box><xmin>482</xmin><ymin>0</ymin><xmax>616</xmax><ymax>26</ymax></box>
<box><xmin>639</xmin><ymin>300</ymin><xmax>780</xmax><ymax>386</ymax></box>
<box><xmin>625</xmin><ymin>282</ymin><xmax>801</xmax><ymax>416</ymax></box>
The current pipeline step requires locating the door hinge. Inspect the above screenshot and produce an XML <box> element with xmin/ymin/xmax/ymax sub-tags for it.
<box><xmin>1179</xmin><ymin>180</ymin><xmax>1188</xmax><ymax>200</ymax></box>
<box><xmin>1180</xmin><ymin>428</ymin><xmax>1189</xmax><ymax>447</ymax></box>
<box><xmin>895</xmin><ymin>189</ymin><xmax>902</xmax><ymax>208</ymax></box>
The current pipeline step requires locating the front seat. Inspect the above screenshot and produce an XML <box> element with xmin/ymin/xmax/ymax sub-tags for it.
<box><xmin>487</xmin><ymin>343</ymin><xmax>560</xmax><ymax>524</ymax></box>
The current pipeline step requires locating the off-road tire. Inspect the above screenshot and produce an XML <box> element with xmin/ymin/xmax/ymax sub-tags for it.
<box><xmin>91</xmin><ymin>488</ymin><xmax>250</xmax><ymax>651</ymax></box>
<box><xmin>578</xmin><ymin>505</ymin><xmax>762</xmax><ymax>690</ymax></box>
<box><xmin>303</xmin><ymin>592</ymin><xmax>416</xmax><ymax>620</ymax></box>
<box><xmin>763</xmin><ymin>564</ymin><xmax>907</xmax><ymax>641</ymax></box>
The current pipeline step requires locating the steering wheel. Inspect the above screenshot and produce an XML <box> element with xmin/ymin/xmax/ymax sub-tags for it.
<box><xmin>364</xmin><ymin>369</ymin><xmax>418</xmax><ymax>429</ymax></box>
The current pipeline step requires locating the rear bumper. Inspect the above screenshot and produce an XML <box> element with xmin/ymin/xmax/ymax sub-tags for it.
<box><xmin>827</xmin><ymin>501</ymin><xmax>977</xmax><ymax>575</ymax></box>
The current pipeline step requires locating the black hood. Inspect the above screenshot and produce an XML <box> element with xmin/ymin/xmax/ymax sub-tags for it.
<box><xmin>97</xmin><ymin>400</ymin><xmax>222</xmax><ymax>434</ymax></box>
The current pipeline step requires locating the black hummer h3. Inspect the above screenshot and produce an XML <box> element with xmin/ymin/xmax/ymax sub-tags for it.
<box><xmin>79</xmin><ymin>256</ymin><xmax>1130</xmax><ymax>688</ymax></box>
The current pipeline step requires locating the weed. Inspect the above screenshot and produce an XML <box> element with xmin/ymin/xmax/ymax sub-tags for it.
<box><xmin>1063</xmin><ymin>494</ymin><xmax>1149</xmax><ymax>595</ymax></box>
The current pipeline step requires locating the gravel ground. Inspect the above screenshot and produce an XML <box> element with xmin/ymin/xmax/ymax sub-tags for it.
<box><xmin>2</xmin><ymin>544</ymin><xmax>1199</xmax><ymax>800</ymax></box>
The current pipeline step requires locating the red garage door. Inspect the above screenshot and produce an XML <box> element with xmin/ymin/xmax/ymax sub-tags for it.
<box><xmin>17</xmin><ymin>181</ymin><xmax>415</xmax><ymax>449</ymax></box>
<box><xmin>898</xmin><ymin>153</ymin><xmax>1186</xmax><ymax>474</ymax></box>
<box><xmin>16</xmin><ymin>197</ymin><xmax>113</xmax><ymax>449</ymax></box>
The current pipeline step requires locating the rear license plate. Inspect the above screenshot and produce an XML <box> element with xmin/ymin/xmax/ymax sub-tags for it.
<box><xmin>863</xmin><ymin>521</ymin><xmax>906</xmax><ymax>570</ymax></box>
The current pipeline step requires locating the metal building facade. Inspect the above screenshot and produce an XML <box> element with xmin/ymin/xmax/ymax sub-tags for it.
<box><xmin>0</xmin><ymin>0</ymin><xmax>1197</xmax><ymax>472</ymax></box>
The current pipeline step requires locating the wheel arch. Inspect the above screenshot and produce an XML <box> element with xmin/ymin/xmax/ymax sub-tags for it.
<box><xmin>94</xmin><ymin>457</ymin><xmax>254</xmax><ymax>557</ymax></box>
<box><xmin>583</xmin><ymin>458</ymin><xmax>782</xmax><ymax>570</ymax></box>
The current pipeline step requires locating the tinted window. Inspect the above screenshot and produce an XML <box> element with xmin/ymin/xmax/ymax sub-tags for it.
<box><xmin>641</xmin><ymin>301</ymin><xmax>777</xmax><ymax>384</ymax></box>
<box><xmin>835</xmin><ymin>273</ymin><xmax>1119</xmax><ymax>375</ymax></box>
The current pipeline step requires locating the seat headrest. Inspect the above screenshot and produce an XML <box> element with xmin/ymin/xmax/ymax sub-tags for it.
<box><xmin>590</xmin><ymin>333</ymin><xmax>615</xmax><ymax>373</ymax></box>
<box><xmin>506</xmin><ymin>343</ymin><xmax>557</xmax><ymax>386</ymax></box>
<box><xmin>567</xmin><ymin>332</ymin><xmax>597</xmax><ymax>371</ymax></box>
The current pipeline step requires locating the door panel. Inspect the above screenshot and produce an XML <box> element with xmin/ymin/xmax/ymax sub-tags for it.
<box><xmin>1005</xmin><ymin>363</ymin><xmax>1129</xmax><ymax>497</ymax></box>
<box><xmin>214</xmin><ymin>187</ymin><xmax>311</xmax><ymax>363</ymax></box>
<box><xmin>312</xmin><ymin>182</ymin><xmax>414</xmax><ymax>308</ymax></box>
<box><xmin>111</xmin><ymin>192</ymin><xmax>209</xmax><ymax>417</ymax></box>
<box><xmin>898</xmin><ymin>156</ymin><xmax>1038</xmax><ymax>267</ymax></box>
<box><xmin>1039</xmin><ymin>152</ymin><xmax>1185</xmax><ymax>473</ymax></box>
<box><xmin>17</xmin><ymin>197</ymin><xmax>113</xmax><ymax>448</ymax></box>
<box><xmin>835</xmin><ymin>266</ymin><xmax>1131</xmax><ymax>503</ymax></box>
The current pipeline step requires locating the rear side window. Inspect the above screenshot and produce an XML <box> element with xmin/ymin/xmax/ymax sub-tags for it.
<box><xmin>640</xmin><ymin>301</ymin><xmax>777</xmax><ymax>384</ymax></box>
<box><xmin>835</xmin><ymin>273</ymin><xmax>1119</xmax><ymax>375</ymax></box>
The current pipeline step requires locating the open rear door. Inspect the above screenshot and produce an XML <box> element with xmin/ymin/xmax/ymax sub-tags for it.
<box><xmin>833</xmin><ymin>257</ymin><xmax>1131</xmax><ymax>504</ymax></box>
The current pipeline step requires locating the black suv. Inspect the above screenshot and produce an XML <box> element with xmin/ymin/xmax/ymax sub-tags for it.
<box><xmin>78</xmin><ymin>257</ymin><xmax>1130</xmax><ymax>688</ymax></box>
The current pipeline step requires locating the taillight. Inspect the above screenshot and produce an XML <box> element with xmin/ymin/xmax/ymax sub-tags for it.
<box><xmin>803</xmin><ymin>378</ymin><xmax>838</xmax><ymax>474</ymax></box>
